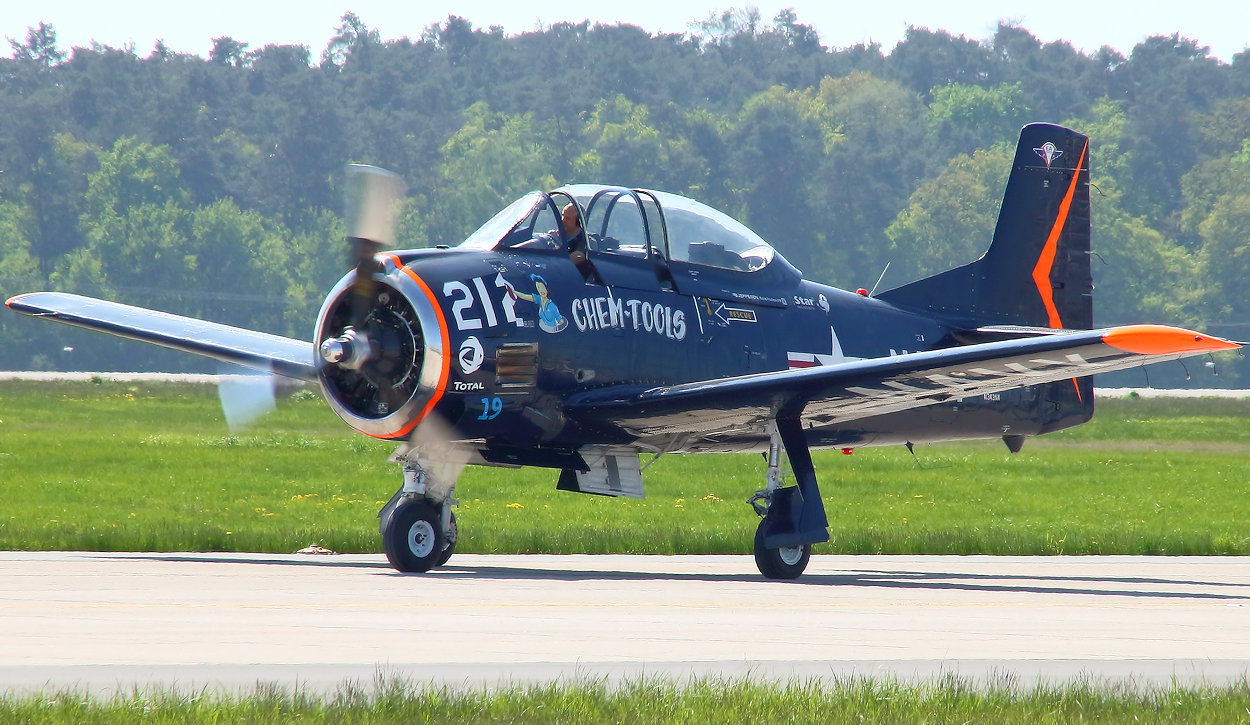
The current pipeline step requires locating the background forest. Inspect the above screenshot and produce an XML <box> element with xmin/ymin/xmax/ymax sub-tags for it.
<box><xmin>1</xmin><ymin>10</ymin><xmax>1248</xmax><ymax>385</ymax></box>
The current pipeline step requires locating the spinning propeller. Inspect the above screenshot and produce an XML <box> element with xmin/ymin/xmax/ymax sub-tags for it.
<box><xmin>344</xmin><ymin>163</ymin><xmax>406</xmax><ymax>333</ymax></box>
<box><xmin>216</xmin><ymin>363</ymin><xmax>277</xmax><ymax>431</ymax></box>
<box><xmin>318</xmin><ymin>165</ymin><xmax>468</xmax><ymax>462</ymax></box>
<box><xmin>317</xmin><ymin>165</ymin><xmax>414</xmax><ymax>414</ymax></box>
<box><xmin>220</xmin><ymin>164</ymin><xmax>411</xmax><ymax>432</ymax></box>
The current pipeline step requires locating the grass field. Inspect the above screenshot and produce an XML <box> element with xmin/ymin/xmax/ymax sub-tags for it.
<box><xmin>5</xmin><ymin>380</ymin><xmax>1250</xmax><ymax>719</ymax></box>
<box><xmin>2</xmin><ymin>379</ymin><xmax>1249</xmax><ymax>556</ymax></box>
<box><xmin>4</xmin><ymin>676</ymin><xmax>1250</xmax><ymax>723</ymax></box>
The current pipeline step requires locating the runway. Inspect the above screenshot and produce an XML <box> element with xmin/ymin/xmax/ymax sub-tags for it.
<box><xmin>2</xmin><ymin>551</ymin><xmax>1249</xmax><ymax>696</ymax></box>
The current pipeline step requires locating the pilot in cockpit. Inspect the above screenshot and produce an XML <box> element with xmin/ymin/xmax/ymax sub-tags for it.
<box><xmin>560</xmin><ymin>204</ymin><xmax>589</xmax><ymax>266</ymax></box>
<box><xmin>521</xmin><ymin>203</ymin><xmax>589</xmax><ymax>268</ymax></box>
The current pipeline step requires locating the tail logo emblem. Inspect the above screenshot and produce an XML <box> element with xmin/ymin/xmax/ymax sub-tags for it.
<box><xmin>1033</xmin><ymin>142</ymin><xmax>1064</xmax><ymax>168</ymax></box>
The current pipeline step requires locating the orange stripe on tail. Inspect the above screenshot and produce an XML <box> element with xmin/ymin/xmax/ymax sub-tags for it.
<box><xmin>1031</xmin><ymin>140</ymin><xmax>1089</xmax><ymax>330</ymax></box>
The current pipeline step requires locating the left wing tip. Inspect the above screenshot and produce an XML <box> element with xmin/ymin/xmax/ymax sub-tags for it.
<box><xmin>1102</xmin><ymin>324</ymin><xmax>1240</xmax><ymax>355</ymax></box>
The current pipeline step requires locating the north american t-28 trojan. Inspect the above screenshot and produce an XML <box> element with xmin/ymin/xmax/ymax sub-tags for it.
<box><xmin>7</xmin><ymin>124</ymin><xmax>1240</xmax><ymax>579</ymax></box>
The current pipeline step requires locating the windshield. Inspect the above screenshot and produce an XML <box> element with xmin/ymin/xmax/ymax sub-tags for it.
<box><xmin>460</xmin><ymin>192</ymin><xmax>544</xmax><ymax>249</ymax></box>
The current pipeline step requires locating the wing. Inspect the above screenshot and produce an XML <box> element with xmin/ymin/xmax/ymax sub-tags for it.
<box><xmin>565</xmin><ymin>325</ymin><xmax>1239</xmax><ymax>438</ymax></box>
<box><xmin>6</xmin><ymin>292</ymin><xmax>316</xmax><ymax>381</ymax></box>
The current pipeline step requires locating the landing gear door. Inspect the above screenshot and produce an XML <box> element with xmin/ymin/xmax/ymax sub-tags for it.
<box><xmin>556</xmin><ymin>446</ymin><xmax>645</xmax><ymax>499</ymax></box>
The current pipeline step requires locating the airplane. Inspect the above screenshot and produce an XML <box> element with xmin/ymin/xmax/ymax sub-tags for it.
<box><xmin>6</xmin><ymin>123</ymin><xmax>1240</xmax><ymax>579</ymax></box>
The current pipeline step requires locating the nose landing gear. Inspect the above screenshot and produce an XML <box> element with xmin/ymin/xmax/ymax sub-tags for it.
<box><xmin>379</xmin><ymin>458</ymin><xmax>458</xmax><ymax>573</ymax></box>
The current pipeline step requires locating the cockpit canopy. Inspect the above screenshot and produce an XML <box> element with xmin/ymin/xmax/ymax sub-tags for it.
<box><xmin>460</xmin><ymin>185</ymin><xmax>783</xmax><ymax>273</ymax></box>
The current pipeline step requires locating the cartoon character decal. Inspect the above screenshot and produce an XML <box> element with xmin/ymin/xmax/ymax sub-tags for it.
<box><xmin>505</xmin><ymin>274</ymin><xmax>568</xmax><ymax>333</ymax></box>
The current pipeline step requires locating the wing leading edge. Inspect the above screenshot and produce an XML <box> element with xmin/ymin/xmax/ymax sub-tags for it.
<box><xmin>565</xmin><ymin>325</ymin><xmax>1240</xmax><ymax>439</ymax></box>
<box><xmin>6</xmin><ymin>292</ymin><xmax>316</xmax><ymax>381</ymax></box>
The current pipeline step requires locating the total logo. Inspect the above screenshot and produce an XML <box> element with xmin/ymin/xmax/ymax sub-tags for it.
<box><xmin>458</xmin><ymin>335</ymin><xmax>484</xmax><ymax>375</ymax></box>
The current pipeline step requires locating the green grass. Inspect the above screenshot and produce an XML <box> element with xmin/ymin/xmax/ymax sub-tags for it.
<box><xmin>4</xmin><ymin>676</ymin><xmax>1250</xmax><ymax>723</ymax></box>
<box><xmin>2</xmin><ymin>380</ymin><xmax>1250</xmax><ymax>556</ymax></box>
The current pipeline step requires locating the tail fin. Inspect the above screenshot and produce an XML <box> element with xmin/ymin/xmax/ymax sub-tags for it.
<box><xmin>878</xmin><ymin>123</ymin><xmax>1092</xmax><ymax>330</ymax></box>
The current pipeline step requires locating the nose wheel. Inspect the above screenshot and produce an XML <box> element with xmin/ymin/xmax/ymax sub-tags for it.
<box><xmin>382</xmin><ymin>500</ymin><xmax>455</xmax><ymax>572</ymax></box>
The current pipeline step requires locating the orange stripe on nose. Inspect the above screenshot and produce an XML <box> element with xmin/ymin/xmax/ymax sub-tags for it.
<box><xmin>383</xmin><ymin>254</ymin><xmax>451</xmax><ymax>440</ymax></box>
<box><xmin>1102</xmin><ymin>325</ymin><xmax>1240</xmax><ymax>355</ymax></box>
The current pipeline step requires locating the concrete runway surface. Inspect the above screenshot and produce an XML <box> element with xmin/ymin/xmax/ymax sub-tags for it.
<box><xmin>2</xmin><ymin>551</ymin><xmax>1249</xmax><ymax>697</ymax></box>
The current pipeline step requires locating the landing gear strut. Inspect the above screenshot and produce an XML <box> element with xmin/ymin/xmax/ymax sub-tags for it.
<box><xmin>379</xmin><ymin>459</ymin><xmax>458</xmax><ymax>573</ymax></box>
<box><xmin>748</xmin><ymin>419</ymin><xmax>828</xmax><ymax>580</ymax></box>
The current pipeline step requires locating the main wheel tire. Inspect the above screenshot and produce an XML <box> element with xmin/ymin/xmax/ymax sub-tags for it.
<box><xmin>383</xmin><ymin>501</ymin><xmax>445</xmax><ymax>573</ymax></box>
<box><xmin>753</xmin><ymin>520</ymin><xmax>811</xmax><ymax>580</ymax></box>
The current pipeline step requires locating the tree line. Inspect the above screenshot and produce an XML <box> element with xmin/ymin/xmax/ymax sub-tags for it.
<box><xmin>2</xmin><ymin>10</ymin><xmax>1247</xmax><ymax>384</ymax></box>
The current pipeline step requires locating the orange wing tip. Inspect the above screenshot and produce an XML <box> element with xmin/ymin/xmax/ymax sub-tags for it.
<box><xmin>1102</xmin><ymin>325</ymin><xmax>1241</xmax><ymax>355</ymax></box>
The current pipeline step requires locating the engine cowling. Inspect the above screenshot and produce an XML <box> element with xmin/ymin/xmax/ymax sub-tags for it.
<box><xmin>314</xmin><ymin>259</ymin><xmax>448</xmax><ymax>439</ymax></box>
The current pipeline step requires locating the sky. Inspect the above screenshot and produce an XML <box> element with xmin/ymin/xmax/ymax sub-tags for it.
<box><xmin>4</xmin><ymin>0</ymin><xmax>1247</xmax><ymax>63</ymax></box>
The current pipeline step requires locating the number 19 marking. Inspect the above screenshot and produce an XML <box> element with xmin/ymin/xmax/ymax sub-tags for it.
<box><xmin>477</xmin><ymin>396</ymin><xmax>503</xmax><ymax>420</ymax></box>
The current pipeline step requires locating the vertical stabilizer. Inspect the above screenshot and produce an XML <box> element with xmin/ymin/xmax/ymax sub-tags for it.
<box><xmin>878</xmin><ymin>123</ymin><xmax>1092</xmax><ymax>330</ymax></box>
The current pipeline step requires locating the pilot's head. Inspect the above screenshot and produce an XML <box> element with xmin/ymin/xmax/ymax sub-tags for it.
<box><xmin>561</xmin><ymin>204</ymin><xmax>581</xmax><ymax>236</ymax></box>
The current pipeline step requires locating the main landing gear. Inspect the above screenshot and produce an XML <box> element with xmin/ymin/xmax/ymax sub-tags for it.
<box><xmin>747</xmin><ymin>419</ymin><xmax>829</xmax><ymax>580</ymax></box>
<box><xmin>379</xmin><ymin>459</ymin><xmax>458</xmax><ymax>572</ymax></box>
